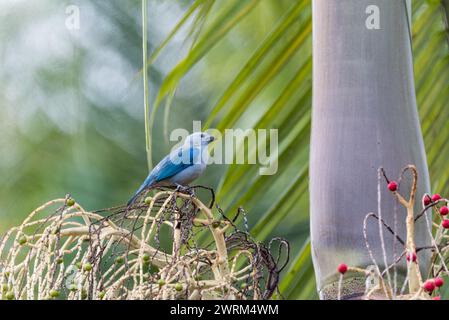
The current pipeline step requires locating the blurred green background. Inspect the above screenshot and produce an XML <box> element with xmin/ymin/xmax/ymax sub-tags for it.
<box><xmin>0</xmin><ymin>0</ymin><xmax>223</xmax><ymax>227</ymax></box>
<box><xmin>1</xmin><ymin>0</ymin><xmax>449</xmax><ymax>299</ymax></box>
<box><xmin>0</xmin><ymin>0</ymin><xmax>310</xmax><ymax>242</ymax></box>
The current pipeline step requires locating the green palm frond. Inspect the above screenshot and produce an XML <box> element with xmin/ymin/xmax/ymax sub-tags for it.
<box><xmin>154</xmin><ymin>0</ymin><xmax>260</xmax><ymax>107</ymax></box>
<box><xmin>415</xmin><ymin>1</ymin><xmax>449</xmax><ymax>192</ymax></box>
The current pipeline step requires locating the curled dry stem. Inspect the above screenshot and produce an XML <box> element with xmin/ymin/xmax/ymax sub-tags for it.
<box><xmin>0</xmin><ymin>188</ymin><xmax>288</xmax><ymax>300</ymax></box>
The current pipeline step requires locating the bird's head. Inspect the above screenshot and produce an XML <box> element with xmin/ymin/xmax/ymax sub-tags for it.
<box><xmin>184</xmin><ymin>132</ymin><xmax>215</xmax><ymax>148</ymax></box>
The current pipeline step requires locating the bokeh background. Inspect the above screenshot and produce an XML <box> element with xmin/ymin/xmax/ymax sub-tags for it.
<box><xmin>0</xmin><ymin>0</ymin><xmax>226</xmax><ymax>228</ymax></box>
<box><xmin>0</xmin><ymin>0</ymin><xmax>309</xmax><ymax>235</ymax></box>
<box><xmin>1</xmin><ymin>0</ymin><xmax>448</xmax><ymax>299</ymax></box>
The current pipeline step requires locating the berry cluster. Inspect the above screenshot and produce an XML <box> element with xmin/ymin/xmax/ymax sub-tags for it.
<box><xmin>335</xmin><ymin>167</ymin><xmax>449</xmax><ymax>300</ymax></box>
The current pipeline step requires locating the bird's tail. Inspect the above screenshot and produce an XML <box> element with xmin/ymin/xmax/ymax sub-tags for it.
<box><xmin>127</xmin><ymin>175</ymin><xmax>155</xmax><ymax>206</ymax></box>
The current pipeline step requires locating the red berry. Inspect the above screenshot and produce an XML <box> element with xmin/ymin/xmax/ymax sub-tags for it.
<box><xmin>435</xmin><ymin>277</ymin><xmax>444</xmax><ymax>288</ymax></box>
<box><xmin>388</xmin><ymin>181</ymin><xmax>398</xmax><ymax>192</ymax></box>
<box><xmin>337</xmin><ymin>263</ymin><xmax>348</xmax><ymax>274</ymax></box>
<box><xmin>442</xmin><ymin>220</ymin><xmax>449</xmax><ymax>229</ymax></box>
<box><xmin>406</xmin><ymin>252</ymin><xmax>417</xmax><ymax>262</ymax></box>
<box><xmin>424</xmin><ymin>280</ymin><xmax>436</xmax><ymax>292</ymax></box>
<box><xmin>440</xmin><ymin>206</ymin><xmax>449</xmax><ymax>216</ymax></box>
<box><xmin>432</xmin><ymin>194</ymin><xmax>442</xmax><ymax>202</ymax></box>
<box><xmin>423</xmin><ymin>195</ymin><xmax>432</xmax><ymax>206</ymax></box>
<box><xmin>433</xmin><ymin>296</ymin><xmax>441</xmax><ymax>300</ymax></box>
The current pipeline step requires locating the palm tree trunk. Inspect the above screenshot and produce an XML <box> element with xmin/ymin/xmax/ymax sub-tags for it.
<box><xmin>310</xmin><ymin>0</ymin><xmax>431</xmax><ymax>300</ymax></box>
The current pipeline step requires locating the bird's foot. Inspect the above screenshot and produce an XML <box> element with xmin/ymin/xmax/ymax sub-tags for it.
<box><xmin>174</xmin><ymin>184</ymin><xmax>195</xmax><ymax>197</ymax></box>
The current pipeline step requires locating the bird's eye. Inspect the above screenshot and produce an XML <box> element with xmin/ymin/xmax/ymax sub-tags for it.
<box><xmin>201</xmin><ymin>134</ymin><xmax>204</xmax><ymax>138</ymax></box>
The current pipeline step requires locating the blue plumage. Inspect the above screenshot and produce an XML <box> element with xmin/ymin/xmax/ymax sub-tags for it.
<box><xmin>127</xmin><ymin>132</ymin><xmax>214</xmax><ymax>205</ymax></box>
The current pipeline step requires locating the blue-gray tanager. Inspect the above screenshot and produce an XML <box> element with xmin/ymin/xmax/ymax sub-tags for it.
<box><xmin>128</xmin><ymin>132</ymin><xmax>215</xmax><ymax>205</ymax></box>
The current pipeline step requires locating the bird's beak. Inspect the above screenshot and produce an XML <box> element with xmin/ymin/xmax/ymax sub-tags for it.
<box><xmin>207</xmin><ymin>136</ymin><xmax>215</xmax><ymax>143</ymax></box>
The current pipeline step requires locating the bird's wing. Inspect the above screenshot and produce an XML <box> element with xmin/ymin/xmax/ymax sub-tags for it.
<box><xmin>153</xmin><ymin>146</ymin><xmax>199</xmax><ymax>182</ymax></box>
<box><xmin>127</xmin><ymin>147</ymin><xmax>199</xmax><ymax>205</ymax></box>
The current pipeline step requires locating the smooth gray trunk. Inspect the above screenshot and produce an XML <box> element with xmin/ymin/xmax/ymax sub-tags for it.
<box><xmin>310</xmin><ymin>0</ymin><xmax>431</xmax><ymax>299</ymax></box>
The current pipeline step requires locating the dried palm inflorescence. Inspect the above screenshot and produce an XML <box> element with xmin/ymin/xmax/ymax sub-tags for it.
<box><xmin>337</xmin><ymin>165</ymin><xmax>449</xmax><ymax>300</ymax></box>
<box><xmin>0</xmin><ymin>187</ymin><xmax>289</xmax><ymax>300</ymax></box>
